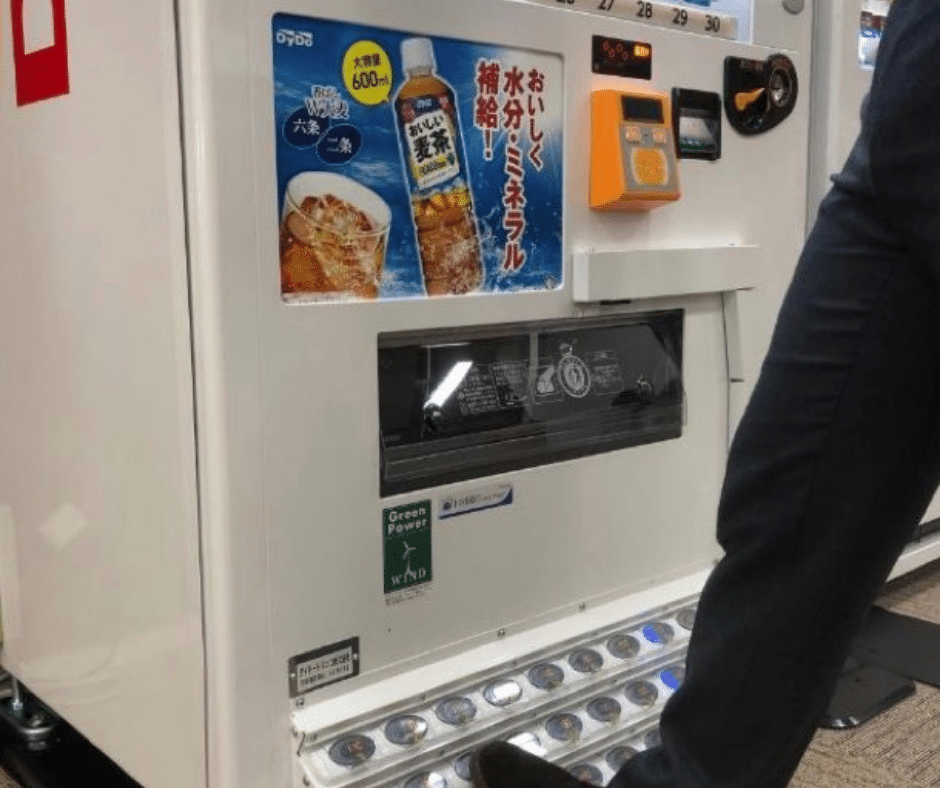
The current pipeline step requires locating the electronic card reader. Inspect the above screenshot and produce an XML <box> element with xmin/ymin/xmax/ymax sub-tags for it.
<box><xmin>590</xmin><ymin>89</ymin><xmax>681</xmax><ymax>211</ymax></box>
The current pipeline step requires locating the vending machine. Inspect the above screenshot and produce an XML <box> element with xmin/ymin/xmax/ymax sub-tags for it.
<box><xmin>808</xmin><ymin>0</ymin><xmax>940</xmax><ymax>576</ymax></box>
<box><xmin>806</xmin><ymin>0</ymin><xmax>887</xmax><ymax>217</ymax></box>
<box><xmin>0</xmin><ymin>1</ymin><xmax>812</xmax><ymax>787</ymax></box>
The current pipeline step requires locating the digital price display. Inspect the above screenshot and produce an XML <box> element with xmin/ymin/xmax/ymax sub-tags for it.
<box><xmin>593</xmin><ymin>36</ymin><xmax>653</xmax><ymax>80</ymax></box>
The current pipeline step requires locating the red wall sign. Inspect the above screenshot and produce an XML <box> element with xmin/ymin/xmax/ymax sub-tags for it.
<box><xmin>10</xmin><ymin>0</ymin><xmax>71</xmax><ymax>106</ymax></box>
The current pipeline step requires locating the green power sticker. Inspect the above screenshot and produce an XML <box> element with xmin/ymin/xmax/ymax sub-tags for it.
<box><xmin>383</xmin><ymin>500</ymin><xmax>432</xmax><ymax>594</ymax></box>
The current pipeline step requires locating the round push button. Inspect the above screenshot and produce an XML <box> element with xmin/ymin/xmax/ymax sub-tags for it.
<box><xmin>329</xmin><ymin>734</ymin><xmax>376</xmax><ymax>767</ymax></box>
<box><xmin>483</xmin><ymin>678</ymin><xmax>523</xmax><ymax>707</ymax></box>
<box><xmin>676</xmin><ymin>607</ymin><xmax>696</xmax><ymax>631</ymax></box>
<box><xmin>606</xmin><ymin>745</ymin><xmax>638</xmax><ymax>771</ymax></box>
<box><xmin>545</xmin><ymin>713</ymin><xmax>583</xmax><ymax>742</ymax></box>
<box><xmin>569</xmin><ymin>764</ymin><xmax>603</xmax><ymax>785</ymax></box>
<box><xmin>641</xmin><ymin>622</ymin><xmax>675</xmax><ymax>645</ymax></box>
<box><xmin>607</xmin><ymin>633</ymin><xmax>641</xmax><ymax>660</ymax></box>
<box><xmin>624</xmin><ymin>680</ymin><xmax>659</xmax><ymax>708</ymax></box>
<box><xmin>385</xmin><ymin>715</ymin><xmax>428</xmax><ymax>746</ymax></box>
<box><xmin>436</xmin><ymin>697</ymin><xmax>477</xmax><ymax>726</ymax></box>
<box><xmin>528</xmin><ymin>663</ymin><xmax>565</xmax><ymax>691</ymax></box>
<box><xmin>568</xmin><ymin>648</ymin><xmax>604</xmax><ymax>674</ymax></box>
<box><xmin>587</xmin><ymin>696</ymin><xmax>622</xmax><ymax>723</ymax></box>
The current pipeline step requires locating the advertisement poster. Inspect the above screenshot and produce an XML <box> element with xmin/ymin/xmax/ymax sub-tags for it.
<box><xmin>273</xmin><ymin>14</ymin><xmax>564</xmax><ymax>302</ymax></box>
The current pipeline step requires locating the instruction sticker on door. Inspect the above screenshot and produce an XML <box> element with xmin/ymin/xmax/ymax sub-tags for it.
<box><xmin>383</xmin><ymin>500</ymin><xmax>432</xmax><ymax>596</ymax></box>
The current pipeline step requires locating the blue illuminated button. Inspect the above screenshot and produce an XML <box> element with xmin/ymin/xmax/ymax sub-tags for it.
<box><xmin>568</xmin><ymin>647</ymin><xmax>604</xmax><ymax>674</ymax></box>
<box><xmin>624</xmin><ymin>680</ymin><xmax>659</xmax><ymax>707</ymax></box>
<box><xmin>607</xmin><ymin>633</ymin><xmax>641</xmax><ymax>660</ymax></box>
<box><xmin>436</xmin><ymin>696</ymin><xmax>477</xmax><ymax>726</ymax></box>
<box><xmin>676</xmin><ymin>607</ymin><xmax>697</xmax><ymax>631</ymax></box>
<box><xmin>385</xmin><ymin>715</ymin><xmax>429</xmax><ymax>746</ymax></box>
<box><xmin>405</xmin><ymin>772</ymin><xmax>448</xmax><ymax>788</ymax></box>
<box><xmin>659</xmin><ymin>665</ymin><xmax>685</xmax><ymax>691</ymax></box>
<box><xmin>328</xmin><ymin>734</ymin><xmax>376</xmax><ymax>767</ymax></box>
<box><xmin>454</xmin><ymin>753</ymin><xmax>473</xmax><ymax>781</ymax></box>
<box><xmin>641</xmin><ymin>622</ymin><xmax>675</xmax><ymax>644</ymax></box>
<box><xmin>586</xmin><ymin>696</ymin><xmax>622</xmax><ymax>723</ymax></box>
<box><xmin>546</xmin><ymin>713</ymin><xmax>583</xmax><ymax>742</ymax></box>
<box><xmin>606</xmin><ymin>745</ymin><xmax>639</xmax><ymax>771</ymax></box>
<box><xmin>483</xmin><ymin>678</ymin><xmax>523</xmax><ymax>707</ymax></box>
<box><xmin>644</xmin><ymin>728</ymin><xmax>662</xmax><ymax>749</ymax></box>
<box><xmin>568</xmin><ymin>764</ymin><xmax>603</xmax><ymax>785</ymax></box>
<box><xmin>528</xmin><ymin>663</ymin><xmax>565</xmax><ymax>691</ymax></box>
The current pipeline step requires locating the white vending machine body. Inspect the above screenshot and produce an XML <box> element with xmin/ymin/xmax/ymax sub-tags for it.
<box><xmin>0</xmin><ymin>2</ymin><xmax>205</xmax><ymax>786</ymax></box>
<box><xmin>0</xmin><ymin>2</ymin><xmax>813</xmax><ymax>787</ymax></box>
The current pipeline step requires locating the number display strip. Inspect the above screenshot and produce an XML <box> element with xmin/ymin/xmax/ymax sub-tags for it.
<box><xmin>529</xmin><ymin>0</ymin><xmax>738</xmax><ymax>41</ymax></box>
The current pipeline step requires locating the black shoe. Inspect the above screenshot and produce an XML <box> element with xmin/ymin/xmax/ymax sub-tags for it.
<box><xmin>470</xmin><ymin>742</ymin><xmax>593</xmax><ymax>788</ymax></box>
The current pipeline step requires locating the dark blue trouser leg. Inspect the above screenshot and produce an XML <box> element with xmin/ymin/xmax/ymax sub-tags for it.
<box><xmin>615</xmin><ymin>183</ymin><xmax>940</xmax><ymax>788</ymax></box>
<box><xmin>608</xmin><ymin>3</ymin><xmax>940</xmax><ymax>786</ymax></box>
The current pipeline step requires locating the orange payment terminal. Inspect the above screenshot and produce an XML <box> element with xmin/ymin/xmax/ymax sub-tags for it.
<box><xmin>590</xmin><ymin>89</ymin><xmax>681</xmax><ymax>212</ymax></box>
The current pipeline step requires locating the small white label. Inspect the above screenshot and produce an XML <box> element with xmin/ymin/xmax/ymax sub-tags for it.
<box><xmin>385</xmin><ymin>585</ymin><xmax>431</xmax><ymax>606</ymax></box>
<box><xmin>439</xmin><ymin>483</ymin><xmax>514</xmax><ymax>519</ymax></box>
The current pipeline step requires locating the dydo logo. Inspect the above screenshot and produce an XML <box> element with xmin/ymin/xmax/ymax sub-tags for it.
<box><xmin>6</xmin><ymin>0</ymin><xmax>70</xmax><ymax>106</ymax></box>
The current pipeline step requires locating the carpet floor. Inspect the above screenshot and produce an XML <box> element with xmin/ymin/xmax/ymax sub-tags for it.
<box><xmin>791</xmin><ymin>559</ymin><xmax>940</xmax><ymax>788</ymax></box>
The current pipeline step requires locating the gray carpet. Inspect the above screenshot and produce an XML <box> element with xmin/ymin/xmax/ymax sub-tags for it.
<box><xmin>2</xmin><ymin>562</ymin><xmax>940</xmax><ymax>788</ymax></box>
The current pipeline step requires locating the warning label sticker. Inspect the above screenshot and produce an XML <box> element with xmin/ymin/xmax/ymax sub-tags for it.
<box><xmin>288</xmin><ymin>637</ymin><xmax>360</xmax><ymax>697</ymax></box>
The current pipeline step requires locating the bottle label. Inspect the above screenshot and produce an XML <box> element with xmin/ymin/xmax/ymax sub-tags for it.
<box><xmin>400</xmin><ymin>96</ymin><xmax>462</xmax><ymax>191</ymax></box>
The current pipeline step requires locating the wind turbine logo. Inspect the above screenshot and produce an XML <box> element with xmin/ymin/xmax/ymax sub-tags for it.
<box><xmin>402</xmin><ymin>541</ymin><xmax>418</xmax><ymax>582</ymax></box>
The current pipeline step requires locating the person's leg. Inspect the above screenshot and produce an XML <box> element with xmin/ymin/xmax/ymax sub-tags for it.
<box><xmin>614</xmin><ymin>187</ymin><xmax>940</xmax><ymax>788</ymax></box>
<box><xmin>473</xmin><ymin>183</ymin><xmax>940</xmax><ymax>788</ymax></box>
<box><xmin>611</xmin><ymin>4</ymin><xmax>940</xmax><ymax>784</ymax></box>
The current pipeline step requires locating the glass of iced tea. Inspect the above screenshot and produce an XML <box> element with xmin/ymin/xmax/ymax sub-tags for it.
<box><xmin>280</xmin><ymin>172</ymin><xmax>391</xmax><ymax>301</ymax></box>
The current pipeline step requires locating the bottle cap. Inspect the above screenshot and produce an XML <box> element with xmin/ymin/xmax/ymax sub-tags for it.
<box><xmin>402</xmin><ymin>38</ymin><xmax>435</xmax><ymax>74</ymax></box>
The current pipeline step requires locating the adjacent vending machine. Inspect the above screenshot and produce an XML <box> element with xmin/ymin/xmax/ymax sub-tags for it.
<box><xmin>0</xmin><ymin>1</ymin><xmax>812</xmax><ymax>787</ymax></box>
<box><xmin>808</xmin><ymin>0</ymin><xmax>940</xmax><ymax>574</ymax></box>
<box><xmin>806</xmin><ymin>0</ymin><xmax>885</xmax><ymax>217</ymax></box>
